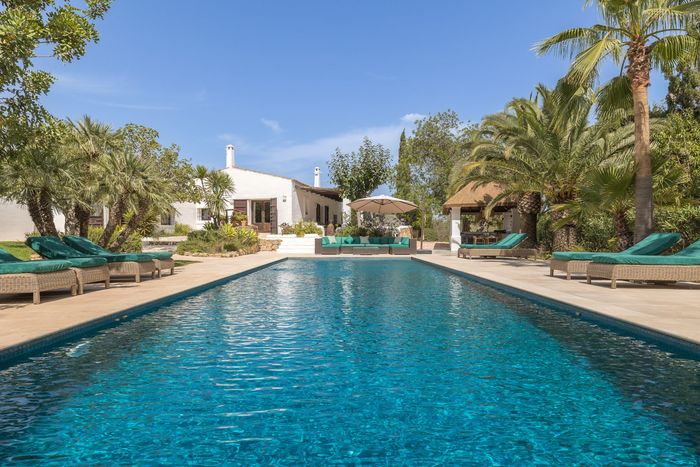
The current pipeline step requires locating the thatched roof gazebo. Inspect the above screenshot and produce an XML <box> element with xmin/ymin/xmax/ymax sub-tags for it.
<box><xmin>443</xmin><ymin>182</ymin><xmax>519</xmax><ymax>251</ymax></box>
<box><xmin>442</xmin><ymin>182</ymin><xmax>515</xmax><ymax>214</ymax></box>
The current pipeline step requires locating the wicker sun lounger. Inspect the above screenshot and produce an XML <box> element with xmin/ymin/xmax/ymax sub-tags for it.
<box><xmin>586</xmin><ymin>239</ymin><xmax>700</xmax><ymax>288</ymax></box>
<box><xmin>458</xmin><ymin>233</ymin><xmax>535</xmax><ymax>259</ymax></box>
<box><xmin>550</xmin><ymin>232</ymin><xmax>680</xmax><ymax>279</ymax></box>
<box><xmin>63</xmin><ymin>235</ymin><xmax>174</xmax><ymax>277</ymax></box>
<box><xmin>0</xmin><ymin>249</ymin><xmax>78</xmax><ymax>304</ymax></box>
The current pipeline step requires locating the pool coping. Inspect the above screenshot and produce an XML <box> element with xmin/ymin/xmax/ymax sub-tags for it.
<box><xmin>412</xmin><ymin>256</ymin><xmax>700</xmax><ymax>358</ymax></box>
<box><xmin>0</xmin><ymin>257</ymin><xmax>287</xmax><ymax>367</ymax></box>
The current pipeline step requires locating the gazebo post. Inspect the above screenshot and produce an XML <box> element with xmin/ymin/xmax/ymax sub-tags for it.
<box><xmin>450</xmin><ymin>207</ymin><xmax>461</xmax><ymax>251</ymax></box>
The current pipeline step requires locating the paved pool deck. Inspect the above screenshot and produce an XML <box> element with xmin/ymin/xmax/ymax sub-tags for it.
<box><xmin>1</xmin><ymin>252</ymin><xmax>698</xmax><ymax>363</ymax></box>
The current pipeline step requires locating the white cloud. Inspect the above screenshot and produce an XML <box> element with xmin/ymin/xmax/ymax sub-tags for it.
<box><xmin>53</xmin><ymin>72</ymin><xmax>126</xmax><ymax>95</ymax></box>
<box><xmin>260</xmin><ymin>118</ymin><xmax>283</xmax><ymax>133</ymax></box>
<box><xmin>215</xmin><ymin>114</ymin><xmax>421</xmax><ymax>185</ymax></box>
<box><xmin>401</xmin><ymin>113</ymin><xmax>426</xmax><ymax>123</ymax></box>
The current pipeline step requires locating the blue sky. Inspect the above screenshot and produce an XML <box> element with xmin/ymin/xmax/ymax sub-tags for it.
<box><xmin>42</xmin><ymin>0</ymin><xmax>669</xmax><ymax>187</ymax></box>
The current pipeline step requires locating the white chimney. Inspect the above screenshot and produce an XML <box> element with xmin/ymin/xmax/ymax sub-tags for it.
<box><xmin>225</xmin><ymin>144</ymin><xmax>235</xmax><ymax>168</ymax></box>
<box><xmin>313</xmin><ymin>167</ymin><xmax>321</xmax><ymax>187</ymax></box>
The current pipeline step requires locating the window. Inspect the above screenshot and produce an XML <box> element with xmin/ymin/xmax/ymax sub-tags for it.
<box><xmin>161</xmin><ymin>211</ymin><xmax>174</xmax><ymax>226</ymax></box>
<box><xmin>333</xmin><ymin>214</ymin><xmax>338</xmax><ymax>226</ymax></box>
<box><xmin>324</xmin><ymin>206</ymin><xmax>329</xmax><ymax>225</ymax></box>
<box><xmin>253</xmin><ymin>201</ymin><xmax>271</xmax><ymax>223</ymax></box>
<box><xmin>198</xmin><ymin>208</ymin><xmax>211</xmax><ymax>221</ymax></box>
<box><xmin>315</xmin><ymin>204</ymin><xmax>321</xmax><ymax>224</ymax></box>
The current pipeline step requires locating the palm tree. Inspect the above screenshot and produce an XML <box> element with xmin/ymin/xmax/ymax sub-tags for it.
<box><xmin>534</xmin><ymin>0</ymin><xmax>700</xmax><ymax>242</ymax></box>
<box><xmin>62</xmin><ymin>116</ymin><xmax>117</xmax><ymax>236</ymax></box>
<box><xmin>452</xmin><ymin>83</ymin><xmax>634</xmax><ymax>251</ymax></box>
<box><xmin>205</xmin><ymin>171</ymin><xmax>235</xmax><ymax>227</ymax></box>
<box><xmin>557</xmin><ymin>153</ymin><xmax>689</xmax><ymax>250</ymax></box>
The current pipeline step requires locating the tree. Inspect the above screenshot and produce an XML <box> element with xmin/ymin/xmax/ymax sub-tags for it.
<box><xmin>453</xmin><ymin>83</ymin><xmax>635</xmax><ymax>251</ymax></box>
<box><xmin>62</xmin><ymin>116</ymin><xmax>118</xmax><ymax>236</ymax></box>
<box><xmin>394</xmin><ymin>129</ymin><xmax>411</xmax><ymax>199</ymax></box>
<box><xmin>403</xmin><ymin>111</ymin><xmax>470</xmax><ymax>212</ymax></box>
<box><xmin>666</xmin><ymin>60</ymin><xmax>700</xmax><ymax>118</ymax></box>
<box><xmin>328</xmin><ymin>137</ymin><xmax>392</xmax><ymax>225</ymax></box>
<box><xmin>535</xmin><ymin>0</ymin><xmax>700</xmax><ymax>242</ymax></box>
<box><xmin>204</xmin><ymin>171</ymin><xmax>235</xmax><ymax>228</ymax></box>
<box><xmin>0</xmin><ymin>0</ymin><xmax>111</xmax><ymax>165</ymax></box>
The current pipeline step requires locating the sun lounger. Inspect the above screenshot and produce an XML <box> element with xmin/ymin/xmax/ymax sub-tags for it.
<box><xmin>63</xmin><ymin>235</ymin><xmax>174</xmax><ymax>277</ymax></box>
<box><xmin>586</xmin><ymin>239</ymin><xmax>700</xmax><ymax>288</ymax></box>
<box><xmin>458</xmin><ymin>233</ymin><xmax>535</xmax><ymax>259</ymax></box>
<box><xmin>458</xmin><ymin>232</ymin><xmax>520</xmax><ymax>249</ymax></box>
<box><xmin>550</xmin><ymin>232</ymin><xmax>680</xmax><ymax>279</ymax></box>
<box><xmin>26</xmin><ymin>236</ymin><xmax>153</xmax><ymax>286</ymax></box>
<box><xmin>0</xmin><ymin>248</ymin><xmax>78</xmax><ymax>304</ymax></box>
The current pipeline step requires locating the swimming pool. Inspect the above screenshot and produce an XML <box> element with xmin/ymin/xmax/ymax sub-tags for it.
<box><xmin>0</xmin><ymin>259</ymin><xmax>698</xmax><ymax>464</ymax></box>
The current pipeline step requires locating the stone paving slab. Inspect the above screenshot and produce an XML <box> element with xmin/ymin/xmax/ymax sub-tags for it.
<box><xmin>413</xmin><ymin>255</ymin><xmax>700</xmax><ymax>347</ymax></box>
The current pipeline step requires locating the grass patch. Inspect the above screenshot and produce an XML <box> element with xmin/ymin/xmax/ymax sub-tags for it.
<box><xmin>174</xmin><ymin>259</ymin><xmax>200</xmax><ymax>267</ymax></box>
<box><xmin>0</xmin><ymin>241</ymin><xmax>34</xmax><ymax>260</ymax></box>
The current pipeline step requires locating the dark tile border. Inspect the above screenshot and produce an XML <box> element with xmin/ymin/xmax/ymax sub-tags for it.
<box><xmin>0</xmin><ymin>258</ymin><xmax>287</xmax><ymax>368</ymax></box>
<box><xmin>413</xmin><ymin>257</ymin><xmax>700</xmax><ymax>359</ymax></box>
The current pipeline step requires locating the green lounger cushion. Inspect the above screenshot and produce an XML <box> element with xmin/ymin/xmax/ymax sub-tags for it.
<box><xmin>460</xmin><ymin>233</ymin><xmax>526</xmax><ymax>250</ymax></box>
<box><xmin>63</xmin><ymin>235</ymin><xmax>167</xmax><ymax>262</ymax></box>
<box><xmin>0</xmin><ymin>248</ymin><xmax>72</xmax><ymax>274</ymax></box>
<box><xmin>592</xmin><ymin>239</ymin><xmax>700</xmax><ymax>265</ymax></box>
<box><xmin>553</xmin><ymin>232</ymin><xmax>681</xmax><ymax>261</ymax></box>
<box><xmin>26</xmin><ymin>236</ymin><xmax>108</xmax><ymax>268</ymax></box>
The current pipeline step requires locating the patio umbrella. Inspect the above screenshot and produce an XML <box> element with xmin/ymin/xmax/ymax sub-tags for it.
<box><xmin>348</xmin><ymin>195</ymin><xmax>417</xmax><ymax>214</ymax></box>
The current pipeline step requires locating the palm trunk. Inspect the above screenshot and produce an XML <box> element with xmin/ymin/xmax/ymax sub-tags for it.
<box><xmin>628</xmin><ymin>40</ymin><xmax>653</xmax><ymax>243</ymax></box>
<box><xmin>550</xmin><ymin>209</ymin><xmax>577</xmax><ymax>252</ymax></box>
<box><xmin>26</xmin><ymin>193</ymin><xmax>47</xmax><ymax>236</ymax></box>
<box><xmin>613</xmin><ymin>209</ymin><xmax>633</xmax><ymax>251</ymax></box>
<box><xmin>517</xmin><ymin>192</ymin><xmax>541</xmax><ymax>248</ymax></box>
<box><xmin>75</xmin><ymin>204</ymin><xmax>91</xmax><ymax>237</ymax></box>
<box><xmin>100</xmin><ymin>195</ymin><xmax>128</xmax><ymax>247</ymax></box>
<box><xmin>63</xmin><ymin>205</ymin><xmax>79</xmax><ymax>236</ymax></box>
<box><xmin>110</xmin><ymin>200</ymin><xmax>148</xmax><ymax>250</ymax></box>
<box><xmin>38</xmin><ymin>188</ymin><xmax>59</xmax><ymax>237</ymax></box>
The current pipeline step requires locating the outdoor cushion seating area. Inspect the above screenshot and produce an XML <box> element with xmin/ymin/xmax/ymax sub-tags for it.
<box><xmin>0</xmin><ymin>236</ymin><xmax>178</xmax><ymax>304</ymax></box>
<box><xmin>457</xmin><ymin>233</ymin><xmax>536</xmax><ymax>259</ymax></box>
<box><xmin>315</xmin><ymin>236</ymin><xmax>416</xmax><ymax>255</ymax></box>
<box><xmin>549</xmin><ymin>232</ymin><xmax>681</xmax><ymax>279</ymax></box>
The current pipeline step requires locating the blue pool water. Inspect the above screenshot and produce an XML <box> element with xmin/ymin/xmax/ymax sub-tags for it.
<box><xmin>0</xmin><ymin>259</ymin><xmax>699</xmax><ymax>464</ymax></box>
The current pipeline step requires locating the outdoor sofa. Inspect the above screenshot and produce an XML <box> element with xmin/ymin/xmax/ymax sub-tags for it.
<box><xmin>586</xmin><ymin>239</ymin><xmax>700</xmax><ymax>289</ymax></box>
<box><xmin>315</xmin><ymin>236</ymin><xmax>416</xmax><ymax>255</ymax></box>
<box><xmin>63</xmin><ymin>235</ymin><xmax>175</xmax><ymax>277</ymax></box>
<box><xmin>457</xmin><ymin>233</ymin><xmax>535</xmax><ymax>259</ymax></box>
<box><xmin>26</xmin><ymin>236</ymin><xmax>154</xmax><ymax>286</ymax></box>
<box><xmin>0</xmin><ymin>248</ymin><xmax>78</xmax><ymax>304</ymax></box>
<box><xmin>550</xmin><ymin>232</ymin><xmax>681</xmax><ymax>280</ymax></box>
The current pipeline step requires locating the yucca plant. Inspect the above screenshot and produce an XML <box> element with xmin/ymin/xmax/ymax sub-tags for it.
<box><xmin>535</xmin><ymin>0</ymin><xmax>700</xmax><ymax>242</ymax></box>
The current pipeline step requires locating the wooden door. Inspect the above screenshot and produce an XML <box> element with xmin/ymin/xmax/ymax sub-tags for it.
<box><xmin>252</xmin><ymin>200</ymin><xmax>272</xmax><ymax>233</ymax></box>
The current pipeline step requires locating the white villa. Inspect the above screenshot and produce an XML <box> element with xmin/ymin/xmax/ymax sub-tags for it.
<box><xmin>0</xmin><ymin>145</ymin><xmax>345</xmax><ymax>241</ymax></box>
<box><xmin>166</xmin><ymin>145</ymin><xmax>345</xmax><ymax>234</ymax></box>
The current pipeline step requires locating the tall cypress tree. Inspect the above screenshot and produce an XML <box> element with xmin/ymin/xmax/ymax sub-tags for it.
<box><xmin>394</xmin><ymin>129</ymin><xmax>411</xmax><ymax>199</ymax></box>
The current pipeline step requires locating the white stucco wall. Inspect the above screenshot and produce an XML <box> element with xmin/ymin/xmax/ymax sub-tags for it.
<box><xmin>0</xmin><ymin>200</ymin><xmax>66</xmax><ymax>241</ymax></box>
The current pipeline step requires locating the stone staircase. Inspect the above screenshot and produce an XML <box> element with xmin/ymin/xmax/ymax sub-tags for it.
<box><xmin>267</xmin><ymin>235</ymin><xmax>317</xmax><ymax>255</ymax></box>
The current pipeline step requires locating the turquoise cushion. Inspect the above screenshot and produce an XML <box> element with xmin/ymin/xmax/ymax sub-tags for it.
<box><xmin>553</xmin><ymin>232</ymin><xmax>682</xmax><ymax>262</ymax></box>
<box><xmin>64</xmin><ymin>257</ymin><xmax>107</xmax><ymax>268</ymax></box>
<box><xmin>144</xmin><ymin>251</ymin><xmax>173</xmax><ymax>260</ymax></box>
<box><xmin>26</xmin><ymin>236</ymin><xmax>93</xmax><ymax>260</ymax></box>
<box><xmin>592</xmin><ymin>255</ymin><xmax>700</xmax><ymax>265</ymax></box>
<box><xmin>592</xmin><ymin>239</ymin><xmax>700</xmax><ymax>265</ymax></box>
<box><xmin>400</xmin><ymin>237</ymin><xmax>410</xmax><ymax>246</ymax></box>
<box><xmin>0</xmin><ymin>248</ymin><xmax>21</xmax><ymax>263</ymax></box>
<box><xmin>321</xmin><ymin>237</ymin><xmax>330</xmax><ymax>246</ymax></box>
<box><xmin>0</xmin><ymin>259</ymin><xmax>72</xmax><ymax>275</ymax></box>
<box><xmin>102</xmin><ymin>253</ymin><xmax>154</xmax><ymax>263</ymax></box>
<box><xmin>499</xmin><ymin>233</ymin><xmax>527</xmax><ymax>249</ymax></box>
<box><xmin>63</xmin><ymin>235</ymin><xmax>109</xmax><ymax>255</ymax></box>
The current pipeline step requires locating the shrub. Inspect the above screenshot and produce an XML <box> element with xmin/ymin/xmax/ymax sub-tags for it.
<box><xmin>174</xmin><ymin>223</ymin><xmax>192</xmax><ymax>235</ymax></box>
<box><xmin>229</xmin><ymin>211</ymin><xmax>247</xmax><ymax>227</ymax></box>
<box><xmin>280</xmin><ymin>223</ymin><xmax>294</xmax><ymax>235</ymax></box>
<box><xmin>286</xmin><ymin>221</ymin><xmax>322</xmax><ymax>237</ymax></box>
<box><xmin>177</xmin><ymin>226</ymin><xmax>259</xmax><ymax>255</ymax></box>
<box><xmin>656</xmin><ymin>205</ymin><xmax>700</xmax><ymax>248</ymax></box>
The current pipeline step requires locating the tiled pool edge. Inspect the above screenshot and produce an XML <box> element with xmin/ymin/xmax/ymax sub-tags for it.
<box><xmin>412</xmin><ymin>257</ymin><xmax>700</xmax><ymax>358</ymax></box>
<box><xmin>0</xmin><ymin>257</ymin><xmax>288</xmax><ymax>367</ymax></box>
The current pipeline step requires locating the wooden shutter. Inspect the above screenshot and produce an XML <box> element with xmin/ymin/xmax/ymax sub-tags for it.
<box><xmin>270</xmin><ymin>198</ymin><xmax>278</xmax><ymax>234</ymax></box>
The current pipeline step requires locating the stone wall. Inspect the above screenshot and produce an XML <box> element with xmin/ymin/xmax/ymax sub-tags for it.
<box><xmin>259</xmin><ymin>239</ymin><xmax>282</xmax><ymax>252</ymax></box>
